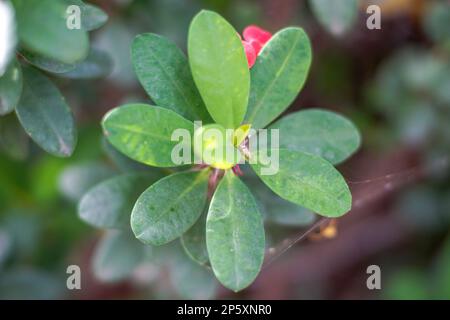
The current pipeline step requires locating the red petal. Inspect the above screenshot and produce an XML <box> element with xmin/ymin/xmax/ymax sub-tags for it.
<box><xmin>249</xmin><ymin>39</ymin><xmax>263</xmax><ymax>56</ymax></box>
<box><xmin>242</xmin><ymin>40</ymin><xmax>256</xmax><ymax>68</ymax></box>
<box><xmin>243</xmin><ymin>25</ymin><xmax>272</xmax><ymax>45</ymax></box>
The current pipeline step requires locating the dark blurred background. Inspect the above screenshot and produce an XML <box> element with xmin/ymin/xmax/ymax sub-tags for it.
<box><xmin>0</xmin><ymin>0</ymin><xmax>449</xmax><ymax>299</ymax></box>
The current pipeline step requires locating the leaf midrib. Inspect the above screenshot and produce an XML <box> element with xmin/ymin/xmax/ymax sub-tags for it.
<box><xmin>141</xmin><ymin>41</ymin><xmax>198</xmax><ymax>120</ymax></box>
<box><xmin>276</xmin><ymin>166</ymin><xmax>348</xmax><ymax>210</ymax></box>
<box><xmin>106</xmin><ymin>123</ymin><xmax>173</xmax><ymax>142</ymax></box>
<box><xmin>137</xmin><ymin>172</ymin><xmax>207</xmax><ymax>238</ymax></box>
<box><xmin>255</xmin><ymin>151</ymin><xmax>349</xmax><ymax>212</ymax></box>
<box><xmin>226</xmin><ymin>176</ymin><xmax>241</xmax><ymax>290</ymax></box>
<box><xmin>246</xmin><ymin>32</ymin><xmax>301</xmax><ymax>125</ymax></box>
<box><xmin>23</xmin><ymin>79</ymin><xmax>71</xmax><ymax>154</ymax></box>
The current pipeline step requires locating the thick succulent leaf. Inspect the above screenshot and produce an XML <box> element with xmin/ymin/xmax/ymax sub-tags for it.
<box><xmin>101</xmin><ymin>138</ymin><xmax>150</xmax><ymax>172</ymax></box>
<box><xmin>245</xmin><ymin>28</ymin><xmax>312</xmax><ymax>129</ymax></box>
<box><xmin>0</xmin><ymin>269</ymin><xmax>63</xmax><ymax>299</ymax></box>
<box><xmin>15</xmin><ymin>67</ymin><xmax>77</xmax><ymax>157</ymax></box>
<box><xmin>181</xmin><ymin>209</ymin><xmax>208</xmax><ymax>265</ymax></box>
<box><xmin>169</xmin><ymin>248</ymin><xmax>217</xmax><ymax>299</ymax></box>
<box><xmin>242</xmin><ymin>169</ymin><xmax>315</xmax><ymax>226</ymax></box>
<box><xmin>0</xmin><ymin>229</ymin><xmax>11</xmax><ymax>268</ymax></box>
<box><xmin>309</xmin><ymin>0</ymin><xmax>358</xmax><ymax>36</ymax></box>
<box><xmin>131</xmin><ymin>170</ymin><xmax>209</xmax><ymax>246</ymax></box>
<box><xmin>21</xmin><ymin>51</ymin><xmax>77</xmax><ymax>74</ymax></box>
<box><xmin>63</xmin><ymin>0</ymin><xmax>108</xmax><ymax>31</ymax></box>
<box><xmin>132</xmin><ymin>33</ymin><xmax>212</xmax><ymax>122</ymax></box>
<box><xmin>0</xmin><ymin>59</ymin><xmax>22</xmax><ymax>115</ymax></box>
<box><xmin>12</xmin><ymin>0</ymin><xmax>89</xmax><ymax>63</ymax></box>
<box><xmin>423</xmin><ymin>1</ymin><xmax>450</xmax><ymax>46</ymax></box>
<box><xmin>59</xmin><ymin>48</ymin><xmax>113</xmax><ymax>79</ymax></box>
<box><xmin>188</xmin><ymin>10</ymin><xmax>250</xmax><ymax>128</ymax></box>
<box><xmin>206</xmin><ymin>172</ymin><xmax>265</xmax><ymax>292</ymax></box>
<box><xmin>23</xmin><ymin>48</ymin><xmax>112</xmax><ymax>79</ymax></box>
<box><xmin>264</xmin><ymin>200</ymin><xmax>315</xmax><ymax>226</ymax></box>
<box><xmin>251</xmin><ymin>149</ymin><xmax>352</xmax><ymax>217</ymax></box>
<box><xmin>58</xmin><ymin>162</ymin><xmax>114</xmax><ymax>202</ymax></box>
<box><xmin>78</xmin><ymin>173</ymin><xmax>163</xmax><ymax>230</ymax></box>
<box><xmin>92</xmin><ymin>231</ymin><xmax>145</xmax><ymax>283</ymax></box>
<box><xmin>102</xmin><ymin>104</ymin><xmax>194</xmax><ymax>167</ymax></box>
<box><xmin>269</xmin><ymin>109</ymin><xmax>361</xmax><ymax>164</ymax></box>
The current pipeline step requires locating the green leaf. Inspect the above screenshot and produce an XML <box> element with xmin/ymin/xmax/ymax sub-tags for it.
<box><xmin>245</xmin><ymin>28</ymin><xmax>312</xmax><ymax>129</ymax></box>
<box><xmin>181</xmin><ymin>209</ymin><xmax>208</xmax><ymax>265</ymax></box>
<box><xmin>101</xmin><ymin>138</ymin><xmax>150</xmax><ymax>172</ymax></box>
<box><xmin>0</xmin><ymin>269</ymin><xmax>63</xmax><ymax>300</ymax></box>
<box><xmin>92</xmin><ymin>230</ymin><xmax>146</xmax><ymax>283</ymax></box>
<box><xmin>148</xmin><ymin>240</ymin><xmax>182</xmax><ymax>267</ymax></box>
<box><xmin>15</xmin><ymin>67</ymin><xmax>77</xmax><ymax>157</ymax></box>
<box><xmin>188</xmin><ymin>10</ymin><xmax>250</xmax><ymax>128</ymax></box>
<box><xmin>64</xmin><ymin>0</ymin><xmax>108</xmax><ymax>31</ymax></box>
<box><xmin>251</xmin><ymin>149</ymin><xmax>352</xmax><ymax>217</ymax></box>
<box><xmin>59</xmin><ymin>48</ymin><xmax>113</xmax><ymax>79</ymax></box>
<box><xmin>169</xmin><ymin>249</ymin><xmax>217</xmax><ymax>299</ymax></box>
<box><xmin>206</xmin><ymin>172</ymin><xmax>265</xmax><ymax>292</ymax></box>
<box><xmin>309</xmin><ymin>0</ymin><xmax>358</xmax><ymax>36</ymax></box>
<box><xmin>23</xmin><ymin>48</ymin><xmax>112</xmax><ymax>79</ymax></box>
<box><xmin>0</xmin><ymin>230</ymin><xmax>11</xmax><ymax>269</ymax></box>
<box><xmin>102</xmin><ymin>104</ymin><xmax>194</xmax><ymax>167</ymax></box>
<box><xmin>132</xmin><ymin>33</ymin><xmax>212</xmax><ymax>122</ymax></box>
<box><xmin>131</xmin><ymin>170</ymin><xmax>209</xmax><ymax>246</ymax></box>
<box><xmin>242</xmin><ymin>169</ymin><xmax>315</xmax><ymax>226</ymax></box>
<box><xmin>264</xmin><ymin>200</ymin><xmax>315</xmax><ymax>226</ymax></box>
<box><xmin>12</xmin><ymin>0</ymin><xmax>89</xmax><ymax>64</ymax></box>
<box><xmin>384</xmin><ymin>269</ymin><xmax>429</xmax><ymax>300</ymax></box>
<box><xmin>423</xmin><ymin>1</ymin><xmax>450</xmax><ymax>46</ymax></box>
<box><xmin>58</xmin><ymin>162</ymin><xmax>114</xmax><ymax>202</ymax></box>
<box><xmin>269</xmin><ymin>109</ymin><xmax>361</xmax><ymax>164</ymax></box>
<box><xmin>78</xmin><ymin>173</ymin><xmax>163</xmax><ymax>230</ymax></box>
<box><xmin>0</xmin><ymin>59</ymin><xmax>23</xmax><ymax>115</ymax></box>
<box><xmin>21</xmin><ymin>51</ymin><xmax>77</xmax><ymax>74</ymax></box>
<box><xmin>1</xmin><ymin>215</ymin><xmax>41</xmax><ymax>260</ymax></box>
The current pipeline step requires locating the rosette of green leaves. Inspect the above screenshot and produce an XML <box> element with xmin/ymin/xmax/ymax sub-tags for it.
<box><xmin>100</xmin><ymin>10</ymin><xmax>360</xmax><ymax>292</ymax></box>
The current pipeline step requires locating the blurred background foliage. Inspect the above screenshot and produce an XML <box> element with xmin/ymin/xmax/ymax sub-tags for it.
<box><xmin>0</xmin><ymin>0</ymin><xmax>449</xmax><ymax>299</ymax></box>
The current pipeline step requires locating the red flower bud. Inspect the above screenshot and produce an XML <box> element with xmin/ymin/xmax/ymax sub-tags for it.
<box><xmin>243</xmin><ymin>25</ymin><xmax>272</xmax><ymax>45</ymax></box>
<box><xmin>249</xmin><ymin>39</ymin><xmax>263</xmax><ymax>55</ymax></box>
<box><xmin>240</xmin><ymin>25</ymin><xmax>272</xmax><ymax>68</ymax></box>
<box><xmin>242</xmin><ymin>40</ymin><xmax>256</xmax><ymax>68</ymax></box>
